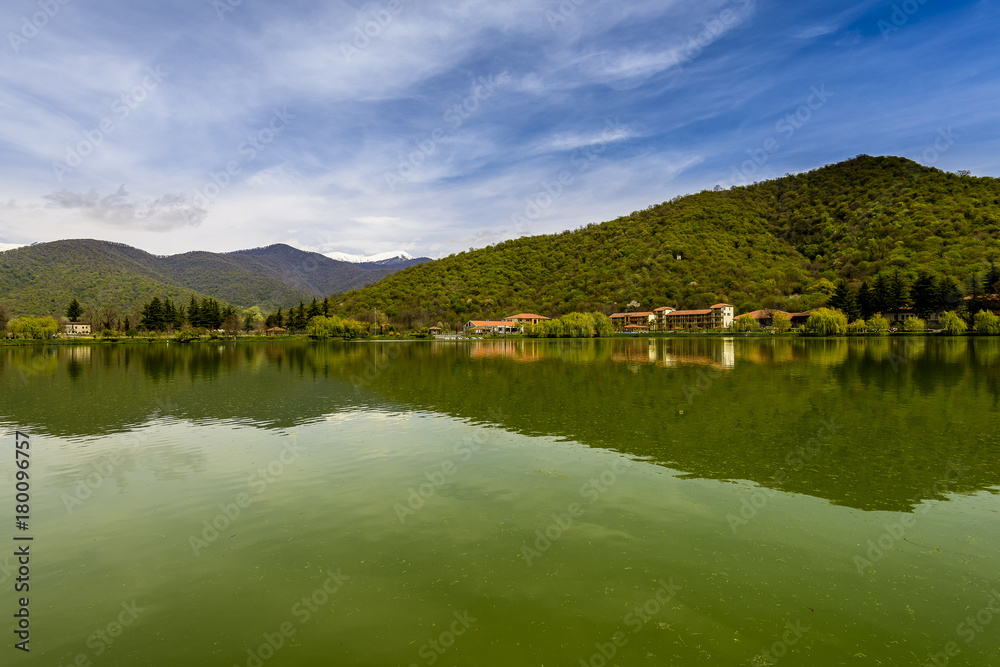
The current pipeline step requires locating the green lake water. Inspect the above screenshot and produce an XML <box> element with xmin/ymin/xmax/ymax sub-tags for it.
<box><xmin>1</xmin><ymin>337</ymin><xmax>998</xmax><ymax>666</ymax></box>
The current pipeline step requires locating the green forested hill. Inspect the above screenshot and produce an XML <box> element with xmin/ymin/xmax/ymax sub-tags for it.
<box><xmin>0</xmin><ymin>240</ymin><xmax>425</xmax><ymax>317</ymax></box>
<box><xmin>0</xmin><ymin>240</ymin><xmax>229</xmax><ymax>317</ymax></box>
<box><xmin>330</xmin><ymin>156</ymin><xmax>1000</xmax><ymax>327</ymax></box>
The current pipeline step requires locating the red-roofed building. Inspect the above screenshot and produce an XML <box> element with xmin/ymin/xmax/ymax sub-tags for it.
<box><xmin>610</xmin><ymin>312</ymin><xmax>655</xmax><ymax>331</ymax></box>
<box><xmin>654</xmin><ymin>303</ymin><xmax>735</xmax><ymax>330</ymax></box>
<box><xmin>462</xmin><ymin>320</ymin><xmax>518</xmax><ymax>335</ymax></box>
<box><xmin>502</xmin><ymin>313</ymin><xmax>551</xmax><ymax>333</ymax></box>
<box><xmin>744</xmin><ymin>309</ymin><xmax>789</xmax><ymax>328</ymax></box>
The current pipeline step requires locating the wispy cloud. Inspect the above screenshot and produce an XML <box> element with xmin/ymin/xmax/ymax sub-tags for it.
<box><xmin>43</xmin><ymin>186</ymin><xmax>205</xmax><ymax>231</ymax></box>
<box><xmin>0</xmin><ymin>0</ymin><xmax>995</xmax><ymax>256</ymax></box>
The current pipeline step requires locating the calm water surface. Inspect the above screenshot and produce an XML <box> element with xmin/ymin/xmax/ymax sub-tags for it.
<box><xmin>1</xmin><ymin>337</ymin><xmax>998</xmax><ymax>666</ymax></box>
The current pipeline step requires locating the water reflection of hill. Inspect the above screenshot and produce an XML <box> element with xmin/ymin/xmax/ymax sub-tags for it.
<box><xmin>1</xmin><ymin>338</ymin><xmax>998</xmax><ymax>512</ymax></box>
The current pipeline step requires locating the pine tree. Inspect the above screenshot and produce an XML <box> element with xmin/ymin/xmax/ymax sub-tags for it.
<box><xmin>163</xmin><ymin>298</ymin><xmax>176</xmax><ymax>329</ymax></box>
<box><xmin>307</xmin><ymin>297</ymin><xmax>321</xmax><ymax>319</ymax></box>
<box><xmin>66</xmin><ymin>298</ymin><xmax>83</xmax><ymax>321</ymax></box>
<box><xmin>888</xmin><ymin>270</ymin><xmax>909</xmax><ymax>310</ymax></box>
<box><xmin>857</xmin><ymin>281</ymin><xmax>875</xmax><ymax>319</ymax></box>
<box><xmin>873</xmin><ymin>273</ymin><xmax>890</xmax><ymax>314</ymax></box>
<box><xmin>912</xmin><ymin>273</ymin><xmax>937</xmax><ymax>317</ymax></box>
<box><xmin>984</xmin><ymin>262</ymin><xmax>1000</xmax><ymax>295</ymax></box>
<box><xmin>939</xmin><ymin>276</ymin><xmax>964</xmax><ymax>311</ymax></box>
<box><xmin>828</xmin><ymin>280</ymin><xmax>850</xmax><ymax>312</ymax></box>
<box><xmin>141</xmin><ymin>297</ymin><xmax>165</xmax><ymax>331</ymax></box>
<box><xmin>188</xmin><ymin>296</ymin><xmax>202</xmax><ymax>328</ymax></box>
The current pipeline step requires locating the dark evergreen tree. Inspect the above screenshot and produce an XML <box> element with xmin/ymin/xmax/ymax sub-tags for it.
<box><xmin>201</xmin><ymin>298</ymin><xmax>223</xmax><ymax>329</ymax></box>
<box><xmin>188</xmin><ymin>296</ymin><xmax>202</xmax><ymax>328</ymax></box>
<box><xmin>307</xmin><ymin>297</ymin><xmax>321</xmax><ymax>319</ymax></box>
<box><xmin>140</xmin><ymin>297</ymin><xmax>165</xmax><ymax>331</ymax></box>
<box><xmin>984</xmin><ymin>262</ymin><xmax>1000</xmax><ymax>295</ymax></box>
<box><xmin>872</xmin><ymin>273</ymin><xmax>890</xmax><ymax>314</ymax></box>
<box><xmin>163</xmin><ymin>298</ymin><xmax>176</xmax><ymax>329</ymax></box>
<box><xmin>940</xmin><ymin>276</ymin><xmax>964</xmax><ymax>311</ymax></box>
<box><xmin>66</xmin><ymin>298</ymin><xmax>83</xmax><ymax>321</ymax></box>
<box><xmin>828</xmin><ymin>280</ymin><xmax>859</xmax><ymax>321</ymax></box>
<box><xmin>322</xmin><ymin>297</ymin><xmax>330</xmax><ymax>317</ymax></box>
<box><xmin>857</xmin><ymin>281</ymin><xmax>875</xmax><ymax>319</ymax></box>
<box><xmin>967</xmin><ymin>272</ymin><xmax>985</xmax><ymax>314</ymax></box>
<box><xmin>911</xmin><ymin>273</ymin><xmax>938</xmax><ymax>317</ymax></box>
<box><xmin>828</xmin><ymin>280</ymin><xmax>850</xmax><ymax>312</ymax></box>
<box><xmin>888</xmin><ymin>270</ymin><xmax>909</xmax><ymax>310</ymax></box>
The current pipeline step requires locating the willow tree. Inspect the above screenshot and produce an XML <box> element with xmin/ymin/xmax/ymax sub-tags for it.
<box><xmin>973</xmin><ymin>310</ymin><xmax>1000</xmax><ymax>335</ymax></box>
<box><xmin>868</xmin><ymin>313</ymin><xmax>891</xmax><ymax>335</ymax></box>
<box><xmin>939</xmin><ymin>311</ymin><xmax>967</xmax><ymax>336</ymax></box>
<box><xmin>804</xmin><ymin>308</ymin><xmax>848</xmax><ymax>336</ymax></box>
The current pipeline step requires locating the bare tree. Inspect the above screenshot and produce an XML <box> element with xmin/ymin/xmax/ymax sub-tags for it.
<box><xmin>222</xmin><ymin>313</ymin><xmax>242</xmax><ymax>336</ymax></box>
<box><xmin>99</xmin><ymin>305</ymin><xmax>120</xmax><ymax>332</ymax></box>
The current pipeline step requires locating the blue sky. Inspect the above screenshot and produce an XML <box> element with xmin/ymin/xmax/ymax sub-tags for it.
<box><xmin>0</xmin><ymin>0</ymin><xmax>997</xmax><ymax>258</ymax></box>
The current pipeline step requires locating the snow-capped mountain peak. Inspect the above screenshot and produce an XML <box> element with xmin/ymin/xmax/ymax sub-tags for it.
<box><xmin>324</xmin><ymin>250</ymin><xmax>415</xmax><ymax>264</ymax></box>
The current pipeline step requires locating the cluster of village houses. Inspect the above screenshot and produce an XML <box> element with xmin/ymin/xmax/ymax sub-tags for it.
<box><xmin>59</xmin><ymin>303</ymin><xmax>940</xmax><ymax>338</ymax></box>
<box><xmin>461</xmin><ymin>302</ymin><xmax>945</xmax><ymax>335</ymax></box>
<box><xmin>462</xmin><ymin>305</ymin><xmax>803</xmax><ymax>335</ymax></box>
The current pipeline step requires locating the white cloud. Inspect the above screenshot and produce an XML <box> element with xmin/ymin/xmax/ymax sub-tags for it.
<box><xmin>42</xmin><ymin>186</ymin><xmax>206</xmax><ymax>231</ymax></box>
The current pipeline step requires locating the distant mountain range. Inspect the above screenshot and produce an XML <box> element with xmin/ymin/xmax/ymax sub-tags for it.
<box><xmin>0</xmin><ymin>240</ymin><xmax>431</xmax><ymax>316</ymax></box>
<box><xmin>324</xmin><ymin>250</ymin><xmax>418</xmax><ymax>265</ymax></box>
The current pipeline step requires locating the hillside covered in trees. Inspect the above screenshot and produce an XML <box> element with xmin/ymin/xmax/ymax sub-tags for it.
<box><xmin>0</xmin><ymin>240</ymin><xmax>428</xmax><ymax>317</ymax></box>
<box><xmin>330</xmin><ymin>156</ymin><xmax>1000</xmax><ymax>328</ymax></box>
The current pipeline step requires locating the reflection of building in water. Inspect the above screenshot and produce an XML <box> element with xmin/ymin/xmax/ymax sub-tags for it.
<box><xmin>611</xmin><ymin>339</ymin><xmax>734</xmax><ymax>370</ymax></box>
<box><xmin>721</xmin><ymin>339</ymin><xmax>735</xmax><ymax>368</ymax></box>
<box><xmin>68</xmin><ymin>346</ymin><xmax>92</xmax><ymax>361</ymax></box>
<box><xmin>468</xmin><ymin>340</ymin><xmax>543</xmax><ymax>362</ymax></box>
